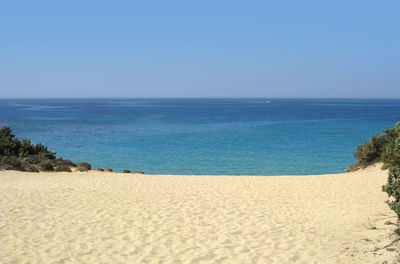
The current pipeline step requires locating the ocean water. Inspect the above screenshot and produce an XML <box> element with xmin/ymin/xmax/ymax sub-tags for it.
<box><xmin>1</xmin><ymin>98</ymin><xmax>399</xmax><ymax>175</ymax></box>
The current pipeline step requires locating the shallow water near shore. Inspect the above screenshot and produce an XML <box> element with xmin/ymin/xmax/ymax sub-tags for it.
<box><xmin>1</xmin><ymin>98</ymin><xmax>400</xmax><ymax>175</ymax></box>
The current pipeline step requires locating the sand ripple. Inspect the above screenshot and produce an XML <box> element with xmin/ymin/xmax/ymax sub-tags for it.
<box><xmin>0</xmin><ymin>165</ymin><xmax>398</xmax><ymax>263</ymax></box>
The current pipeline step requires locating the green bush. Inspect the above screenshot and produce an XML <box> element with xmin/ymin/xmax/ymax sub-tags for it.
<box><xmin>351</xmin><ymin>122</ymin><xmax>400</xmax><ymax>221</ymax></box>
<box><xmin>382</xmin><ymin>124</ymin><xmax>400</xmax><ymax>166</ymax></box>
<box><xmin>0</xmin><ymin>125</ymin><xmax>78</xmax><ymax>172</ymax></box>
<box><xmin>23</xmin><ymin>155</ymin><xmax>43</xmax><ymax>164</ymax></box>
<box><xmin>62</xmin><ymin>159</ymin><xmax>77</xmax><ymax>167</ymax></box>
<box><xmin>0</xmin><ymin>126</ymin><xmax>56</xmax><ymax>159</ymax></box>
<box><xmin>354</xmin><ymin>134</ymin><xmax>389</xmax><ymax>166</ymax></box>
<box><xmin>77</xmin><ymin>162</ymin><xmax>91</xmax><ymax>170</ymax></box>
<box><xmin>22</xmin><ymin>163</ymin><xmax>39</xmax><ymax>172</ymax></box>
<box><xmin>0</xmin><ymin>156</ymin><xmax>23</xmax><ymax>171</ymax></box>
<box><xmin>76</xmin><ymin>166</ymin><xmax>89</xmax><ymax>172</ymax></box>
<box><xmin>381</xmin><ymin>163</ymin><xmax>389</xmax><ymax>170</ymax></box>
<box><xmin>52</xmin><ymin>158</ymin><xmax>76</xmax><ymax>168</ymax></box>
<box><xmin>347</xmin><ymin>163</ymin><xmax>361</xmax><ymax>172</ymax></box>
<box><xmin>0</xmin><ymin>126</ymin><xmax>20</xmax><ymax>156</ymax></box>
<box><xmin>381</xmin><ymin>123</ymin><xmax>400</xmax><ymax>219</ymax></box>
<box><xmin>383</xmin><ymin>166</ymin><xmax>400</xmax><ymax>219</ymax></box>
<box><xmin>349</xmin><ymin>124</ymin><xmax>397</xmax><ymax>171</ymax></box>
<box><xmin>54</xmin><ymin>165</ymin><xmax>72</xmax><ymax>172</ymax></box>
<box><xmin>1</xmin><ymin>164</ymin><xmax>16</xmax><ymax>170</ymax></box>
<box><xmin>39</xmin><ymin>160</ymin><xmax>54</xmax><ymax>171</ymax></box>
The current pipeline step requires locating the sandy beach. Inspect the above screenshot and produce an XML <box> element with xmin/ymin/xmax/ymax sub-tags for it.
<box><xmin>0</xmin><ymin>165</ymin><xmax>399</xmax><ymax>263</ymax></box>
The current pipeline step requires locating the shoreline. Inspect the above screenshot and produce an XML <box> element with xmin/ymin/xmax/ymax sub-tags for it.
<box><xmin>1</xmin><ymin>164</ymin><xmax>399</xmax><ymax>263</ymax></box>
<box><xmin>2</xmin><ymin>166</ymin><xmax>352</xmax><ymax>177</ymax></box>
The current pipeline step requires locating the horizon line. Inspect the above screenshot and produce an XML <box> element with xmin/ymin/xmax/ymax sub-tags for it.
<box><xmin>1</xmin><ymin>96</ymin><xmax>400</xmax><ymax>100</ymax></box>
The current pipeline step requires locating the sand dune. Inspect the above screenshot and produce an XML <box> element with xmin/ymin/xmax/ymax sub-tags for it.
<box><xmin>0</xmin><ymin>165</ymin><xmax>399</xmax><ymax>263</ymax></box>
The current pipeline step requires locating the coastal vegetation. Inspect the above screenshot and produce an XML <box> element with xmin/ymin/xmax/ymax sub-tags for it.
<box><xmin>381</xmin><ymin>124</ymin><xmax>400</xmax><ymax>222</ymax></box>
<box><xmin>0</xmin><ymin>125</ymin><xmax>91</xmax><ymax>172</ymax></box>
<box><xmin>77</xmin><ymin>161</ymin><xmax>91</xmax><ymax>170</ymax></box>
<box><xmin>350</xmin><ymin>122</ymin><xmax>400</xmax><ymax>222</ymax></box>
<box><xmin>0</xmin><ymin>125</ymin><xmax>139</xmax><ymax>174</ymax></box>
<box><xmin>348</xmin><ymin>129</ymin><xmax>394</xmax><ymax>171</ymax></box>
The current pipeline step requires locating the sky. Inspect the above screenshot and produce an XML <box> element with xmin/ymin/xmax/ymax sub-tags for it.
<box><xmin>0</xmin><ymin>0</ymin><xmax>399</xmax><ymax>98</ymax></box>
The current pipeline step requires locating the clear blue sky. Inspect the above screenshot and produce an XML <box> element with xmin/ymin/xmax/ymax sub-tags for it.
<box><xmin>1</xmin><ymin>0</ymin><xmax>399</xmax><ymax>98</ymax></box>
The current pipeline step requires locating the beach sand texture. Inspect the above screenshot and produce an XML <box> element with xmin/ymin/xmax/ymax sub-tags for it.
<box><xmin>1</xmin><ymin>165</ymin><xmax>399</xmax><ymax>263</ymax></box>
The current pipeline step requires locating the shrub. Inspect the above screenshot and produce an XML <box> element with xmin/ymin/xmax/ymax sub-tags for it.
<box><xmin>395</xmin><ymin>227</ymin><xmax>400</xmax><ymax>236</ymax></box>
<box><xmin>351</xmin><ymin>122</ymin><xmax>400</xmax><ymax>221</ymax></box>
<box><xmin>0</xmin><ymin>125</ymin><xmax>57</xmax><ymax>171</ymax></box>
<box><xmin>349</xmin><ymin>124</ymin><xmax>397</xmax><ymax>171</ymax></box>
<box><xmin>76</xmin><ymin>166</ymin><xmax>89</xmax><ymax>172</ymax></box>
<box><xmin>97</xmin><ymin>168</ymin><xmax>104</xmax><ymax>171</ymax></box>
<box><xmin>0</xmin><ymin>126</ymin><xmax>87</xmax><ymax>172</ymax></box>
<box><xmin>77</xmin><ymin>162</ymin><xmax>91</xmax><ymax>170</ymax></box>
<box><xmin>381</xmin><ymin>163</ymin><xmax>389</xmax><ymax>170</ymax></box>
<box><xmin>0</xmin><ymin>156</ymin><xmax>23</xmax><ymax>170</ymax></box>
<box><xmin>382</xmin><ymin>123</ymin><xmax>400</xmax><ymax>219</ymax></box>
<box><xmin>31</xmin><ymin>143</ymin><xmax>56</xmax><ymax>160</ymax></box>
<box><xmin>105</xmin><ymin>168</ymin><xmax>113</xmax><ymax>172</ymax></box>
<box><xmin>17</xmin><ymin>138</ymin><xmax>56</xmax><ymax>160</ymax></box>
<box><xmin>23</xmin><ymin>155</ymin><xmax>42</xmax><ymax>164</ymax></box>
<box><xmin>383</xmin><ymin>166</ymin><xmax>400</xmax><ymax>218</ymax></box>
<box><xmin>382</xmin><ymin>124</ymin><xmax>400</xmax><ymax>166</ymax></box>
<box><xmin>62</xmin><ymin>159</ymin><xmax>77</xmax><ymax>167</ymax></box>
<box><xmin>51</xmin><ymin>158</ymin><xmax>63</xmax><ymax>167</ymax></box>
<box><xmin>0</xmin><ymin>126</ymin><xmax>20</xmax><ymax>156</ymax></box>
<box><xmin>354</xmin><ymin>134</ymin><xmax>389</xmax><ymax>167</ymax></box>
<box><xmin>55</xmin><ymin>165</ymin><xmax>72</xmax><ymax>172</ymax></box>
<box><xmin>39</xmin><ymin>160</ymin><xmax>54</xmax><ymax>171</ymax></box>
<box><xmin>134</xmin><ymin>170</ymin><xmax>145</xmax><ymax>174</ymax></box>
<box><xmin>52</xmin><ymin>158</ymin><xmax>74</xmax><ymax>167</ymax></box>
<box><xmin>22</xmin><ymin>164</ymin><xmax>39</xmax><ymax>172</ymax></box>
<box><xmin>1</xmin><ymin>164</ymin><xmax>16</xmax><ymax>170</ymax></box>
<box><xmin>347</xmin><ymin>163</ymin><xmax>361</xmax><ymax>172</ymax></box>
<box><xmin>123</xmin><ymin>169</ymin><xmax>131</xmax><ymax>173</ymax></box>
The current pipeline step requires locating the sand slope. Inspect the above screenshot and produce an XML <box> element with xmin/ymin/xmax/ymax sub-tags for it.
<box><xmin>0</xmin><ymin>165</ymin><xmax>399</xmax><ymax>263</ymax></box>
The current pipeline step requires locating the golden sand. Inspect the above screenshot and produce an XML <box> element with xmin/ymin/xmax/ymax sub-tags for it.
<box><xmin>0</xmin><ymin>164</ymin><xmax>398</xmax><ymax>263</ymax></box>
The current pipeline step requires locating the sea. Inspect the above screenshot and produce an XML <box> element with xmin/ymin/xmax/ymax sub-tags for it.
<box><xmin>1</xmin><ymin>98</ymin><xmax>399</xmax><ymax>175</ymax></box>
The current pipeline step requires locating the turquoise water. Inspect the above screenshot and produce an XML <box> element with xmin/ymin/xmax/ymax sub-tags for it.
<box><xmin>1</xmin><ymin>98</ymin><xmax>399</xmax><ymax>175</ymax></box>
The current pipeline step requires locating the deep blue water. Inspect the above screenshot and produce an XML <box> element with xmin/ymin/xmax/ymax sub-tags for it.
<box><xmin>1</xmin><ymin>98</ymin><xmax>399</xmax><ymax>175</ymax></box>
